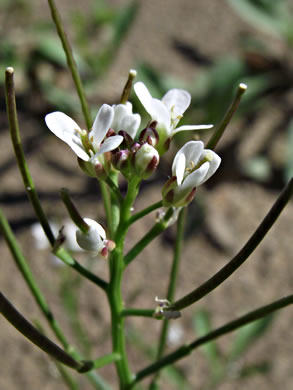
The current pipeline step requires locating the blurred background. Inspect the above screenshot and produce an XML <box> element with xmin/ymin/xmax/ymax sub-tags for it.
<box><xmin>1</xmin><ymin>0</ymin><xmax>293</xmax><ymax>389</ymax></box>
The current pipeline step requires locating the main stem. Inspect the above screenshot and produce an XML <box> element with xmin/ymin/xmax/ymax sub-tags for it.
<box><xmin>107</xmin><ymin>178</ymin><xmax>140</xmax><ymax>389</ymax></box>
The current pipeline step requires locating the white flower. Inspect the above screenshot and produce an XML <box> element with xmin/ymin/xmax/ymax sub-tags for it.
<box><xmin>111</xmin><ymin>102</ymin><xmax>141</xmax><ymax>140</ymax></box>
<box><xmin>45</xmin><ymin>104</ymin><xmax>123</xmax><ymax>162</ymax></box>
<box><xmin>162</xmin><ymin>140</ymin><xmax>221</xmax><ymax>207</ymax></box>
<box><xmin>75</xmin><ymin>218</ymin><xmax>115</xmax><ymax>258</ymax></box>
<box><xmin>134</xmin><ymin>82</ymin><xmax>213</xmax><ymax>151</ymax></box>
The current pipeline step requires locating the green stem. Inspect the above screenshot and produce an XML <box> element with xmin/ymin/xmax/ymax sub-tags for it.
<box><xmin>150</xmin><ymin>208</ymin><xmax>186</xmax><ymax>387</ymax></box>
<box><xmin>60</xmin><ymin>188</ymin><xmax>89</xmax><ymax>233</ymax></box>
<box><xmin>0</xmin><ymin>292</ymin><xmax>91</xmax><ymax>372</ymax></box>
<box><xmin>35</xmin><ymin>320</ymin><xmax>81</xmax><ymax>390</ymax></box>
<box><xmin>0</xmin><ymin>210</ymin><xmax>111</xmax><ymax>389</ymax></box>
<box><xmin>0</xmin><ymin>208</ymin><xmax>69</xmax><ymax>348</ymax></box>
<box><xmin>109</xmin><ymin>172</ymin><xmax>121</xmax><ymax>238</ymax></box>
<box><xmin>171</xmin><ymin>177</ymin><xmax>293</xmax><ymax>312</ymax></box>
<box><xmin>47</xmin><ymin>0</ymin><xmax>115</xmax><ymax>245</ymax></box>
<box><xmin>131</xmin><ymin>294</ymin><xmax>293</xmax><ymax>386</ymax></box>
<box><xmin>120</xmin><ymin>70</ymin><xmax>137</xmax><ymax>104</ymax></box>
<box><xmin>206</xmin><ymin>83</ymin><xmax>247</xmax><ymax>150</ymax></box>
<box><xmin>107</xmin><ymin>178</ymin><xmax>141</xmax><ymax>388</ymax></box>
<box><xmin>121</xmin><ymin>308</ymin><xmax>154</xmax><ymax>318</ymax></box>
<box><xmin>5</xmin><ymin>69</ymin><xmax>107</xmax><ymax>293</ymax></box>
<box><xmin>54</xmin><ymin>248</ymin><xmax>108</xmax><ymax>291</ymax></box>
<box><xmin>5</xmin><ymin>67</ymin><xmax>55</xmax><ymax>247</ymax></box>
<box><xmin>127</xmin><ymin>200</ymin><xmax>163</xmax><ymax>226</ymax></box>
<box><xmin>55</xmin><ymin>362</ymin><xmax>80</xmax><ymax>390</ymax></box>
<box><xmin>100</xmin><ymin>180</ymin><xmax>113</xmax><ymax>237</ymax></box>
<box><xmin>106</xmin><ymin>176</ymin><xmax>123</xmax><ymax>205</ymax></box>
<box><xmin>93</xmin><ymin>353</ymin><xmax>122</xmax><ymax>370</ymax></box>
<box><xmin>47</xmin><ymin>0</ymin><xmax>92</xmax><ymax>129</ymax></box>
<box><xmin>124</xmin><ymin>208</ymin><xmax>174</xmax><ymax>267</ymax></box>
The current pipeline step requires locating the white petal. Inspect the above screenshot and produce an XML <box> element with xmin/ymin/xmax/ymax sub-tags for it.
<box><xmin>120</xmin><ymin>113</ymin><xmax>141</xmax><ymax>139</ymax></box>
<box><xmin>83</xmin><ymin>218</ymin><xmax>106</xmax><ymax>239</ymax></box>
<box><xmin>66</xmin><ymin>140</ymin><xmax>90</xmax><ymax>161</ymax></box>
<box><xmin>45</xmin><ymin>111</ymin><xmax>81</xmax><ymax>141</ymax></box>
<box><xmin>200</xmin><ymin>150</ymin><xmax>221</xmax><ymax>184</ymax></box>
<box><xmin>111</xmin><ymin>104</ymin><xmax>129</xmax><ymax>132</ymax></box>
<box><xmin>149</xmin><ymin>98</ymin><xmax>170</xmax><ymax>125</ymax></box>
<box><xmin>45</xmin><ymin>112</ymin><xmax>90</xmax><ymax>160</ymax></box>
<box><xmin>173</xmin><ymin>141</ymin><xmax>204</xmax><ymax>174</ymax></box>
<box><xmin>174</xmin><ymin>153</ymin><xmax>186</xmax><ymax>186</ymax></box>
<box><xmin>172</xmin><ymin>124</ymin><xmax>213</xmax><ymax>135</ymax></box>
<box><xmin>162</xmin><ymin>89</ymin><xmax>191</xmax><ymax>116</ymax></box>
<box><xmin>134</xmin><ymin>82</ymin><xmax>153</xmax><ymax>114</ymax></box>
<box><xmin>90</xmin><ymin>104</ymin><xmax>114</xmax><ymax>148</ymax></box>
<box><xmin>112</xmin><ymin>104</ymin><xmax>141</xmax><ymax>139</ymax></box>
<box><xmin>98</xmin><ymin>135</ymin><xmax>123</xmax><ymax>155</ymax></box>
<box><xmin>76</xmin><ymin>218</ymin><xmax>106</xmax><ymax>252</ymax></box>
<box><xmin>182</xmin><ymin>161</ymin><xmax>210</xmax><ymax>189</ymax></box>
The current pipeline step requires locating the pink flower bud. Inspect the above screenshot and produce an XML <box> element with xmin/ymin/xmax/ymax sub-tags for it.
<box><xmin>139</xmin><ymin>123</ymin><xmax>159</xmax><ymax>147</ymax></box>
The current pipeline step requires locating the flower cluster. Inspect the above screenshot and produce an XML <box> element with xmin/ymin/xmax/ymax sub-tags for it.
<box><xmin>45</xmin><ymin>74</ymin><xmax>221</xmax><ymax>251</ymax></box>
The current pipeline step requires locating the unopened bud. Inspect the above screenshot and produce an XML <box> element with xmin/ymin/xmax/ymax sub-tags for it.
<box><xmin>139</xmin><ymin>123</ymin><xmax>159</xmax><ymax>147</ymax></box>
<box><xmin>118</xmin><ymin>130</ymin><xmax>134</xmax><ymax>149</ymax></box>
<box><xmin>112</xmin><ymin>149</ymin><xmax>130</xmax><ymax>171</ymax></box>
<box><xmin>134</xmin><ymin>143</ymin><xmax>159</xmax><ymax>179</ymax></box>
<box><xmin>76</xmin><ymin>218</ymin><xmax>108</xmax><ymax>255</ymax></box>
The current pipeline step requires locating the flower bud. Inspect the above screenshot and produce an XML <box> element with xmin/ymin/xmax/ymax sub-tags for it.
<box><xmin>111</xmin><ymin>149</ymin><xmax>132</xmax><ymax>178</ymax></box>
<box><xmin>118</xmin><ymin>130</ymin><xmax>134</xmax><ymax>149</ymax></box>
<box><xmin>139</xmin><ymin>122</ymin><xmax>159</xmax><ymax>147</ymax></box>
<box><xmin>134</xmin><ymin>143</ymin><xmax>159</xmax><ymax>178</ymax></box>
<box><xmin>76</xmin><ymin>218</ymin><xmax>111</xmax><ymax>257</ymax></box>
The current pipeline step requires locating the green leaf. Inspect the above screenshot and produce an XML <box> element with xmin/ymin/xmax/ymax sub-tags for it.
<box><xmin>226</xmin><ymin>0</ymin><xmax>291</xmax><ymax>39</ymax></box>
<box><xmin>192</xmin><ymin>309</ymin><xmax>221</xmax><ymax>364</ymax></box>
<box><xmin>35</xmin><ymin>36</ymin><xmax>88</xmax><ymax>73</ymax></box>
<box><xmin>112</xmin><ymin>0</ymin><xmax>139</xmax><ymax>48</ymax></box>
<box><xmin>228</xmin><ymin>314</ymin><xmax>274</xmax><ymax>361</ymax></box>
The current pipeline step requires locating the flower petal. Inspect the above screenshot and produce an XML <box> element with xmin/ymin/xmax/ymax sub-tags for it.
<box><xmin>120</xmin><ymin>113</ymin><xmax>141</xmax><ymax>139</ymax></box>
<box><xmin>149</xmin><ymin>98</ymin><xmax>170</xmax><ymax>128</ymax></box>
<box><xmin>67</xmin><ymin>138</ymin><xmax>90</xmax><ymax>161</ymax></box>
<box><xmin>174</xmin><ymin>152</ymin><xmax>186</xmax><ymax>186</ymax></box>
<box><xmin>200</xmin><ymin>150</ymin><xmax>221</xmax><ymax>184</ymax></box>
<box><xmin>182</xmin><ymin>161</ymin><xmax>210</xmax><ymax>190</ymax></box>
<box><xmin>76</xmin><ymin>218</ymin><xmax>106</xmax><ymax>252</ymax></box>
<box><xmin>45</xmin><ymin>111</ymin><xmax>81</xmax><ymax>141</ymax></box>
<box><xmin>45</xmin><ymin>111</ymin><xmax>90</xmax><ymax>160</ymax></box>
<box><xmin>83</xmin><ymin>218</ymin><xmax>106</xmax><ymax>239</ymax></box>
<box><xmin>172</xmin><ymin>124</ymin><xmax>213</xmax><ymax>135</ymax></box>
<box><xmin>112</xmin><ymin>103</ymin><xmax>141</xmax><ymax>139</ymax></box>
<box><xmin>172</xmin><ymin>141</ymin><xmax>204</xmax><ymax>175</ymax></box>
<box><xmin>134</xmin><ymin>82</ymin><xmax>153</xmax><ymax>114</ymax></box>
<box><xmin>98</xmin><ymin>135</ymin><xmax>123</xmax><ymax>155</ymax></box>
<box><xmin>90</xmin><ymin>104</ymin><xmax>114</xmax><ymax>148</ymax></box>
<box><xmin>162</xmin><ymin>89</ymin><xmax>191</xmax><ymax>116</ymax></box>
